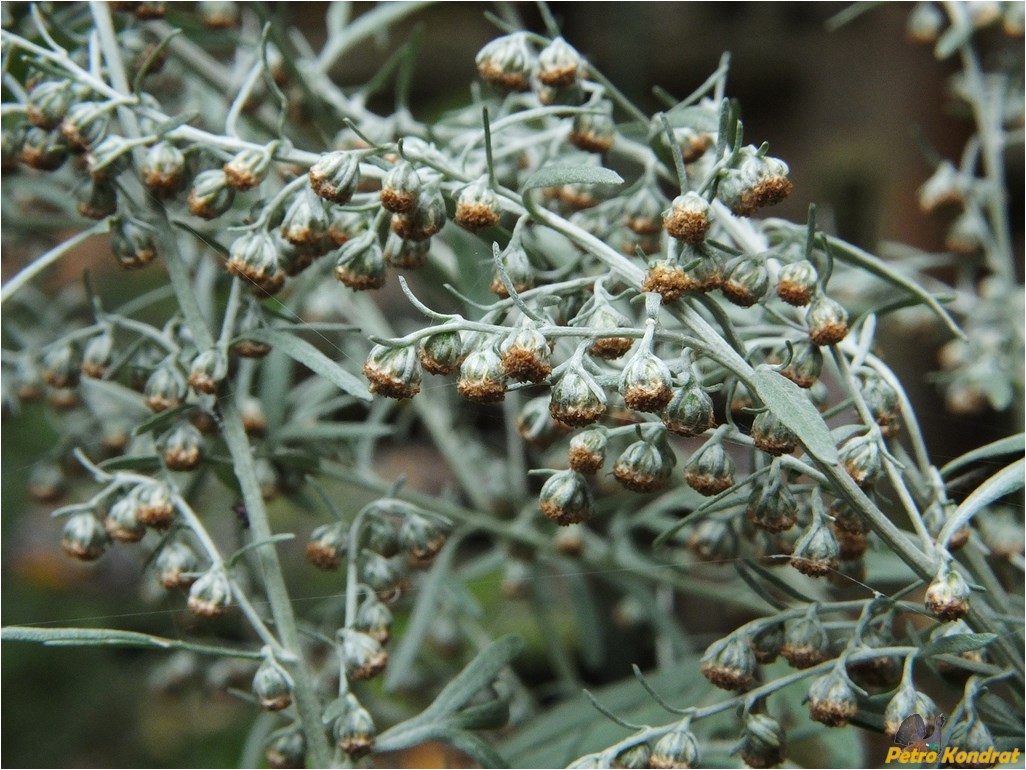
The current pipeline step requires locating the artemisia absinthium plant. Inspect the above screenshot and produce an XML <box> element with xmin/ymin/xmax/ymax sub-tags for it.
<box><xmin>1</xmin><ymin>2</ymin><xmax>1022</xmax><ymax>768</ymax></box>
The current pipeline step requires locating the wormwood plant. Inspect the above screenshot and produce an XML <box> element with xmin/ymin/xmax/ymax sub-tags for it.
<box><xmin>1</xmin><ymin>2</ymin><xmax>1023</xmax><ymax>768</ymax></box>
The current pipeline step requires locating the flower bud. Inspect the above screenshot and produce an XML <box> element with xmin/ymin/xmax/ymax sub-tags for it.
<box><xmin>752</xmin><ymin>622</ymin><xmax>785</xmax><ymax>664</ymax></box>
<box><xmin>642</xmin><ymin>259</ymin><xmax>695</xmax><ymax>302</ymax></box>
<box><xmin>133</xmin><ymin>2</ymin><xmax>166</xmax><ymax>19</ymax></box>
<box><xmin>568</xmin><ymin>427</ymin><xmax>607</xmax><ymax>474</ymax></box>
<box><xmin>907</xmin><ymin>1</ymin><xmax>945</xmax><ymax>43</ymax></box>
<box><xmin>537</xmin><ymin>36</ymin><xmax>585</xmax><ymax>87</ymax></box>
<box><xmin>806</xmin><ymin>670</ymin><xmax>858</xmax><ymax>729</ymax></box>
<box><xmin>683</xmin><ymin>443</ymin><xmax>735</xmax><ymax>496</ymax></box>
<box><xmin>85</xmin><ymin>135</ymin><xmax>132</xmax><ymax>180</ymax></box>
<box><xmin>776</xmin><ymin>259</ymin><xmax>818</xmax><ymax>306</ymax></box>
<box><xmin>622</xmin><ymin>185</ymin><xmax>668</xmax><ymax>236</ymax></box>
<box><xmin>227</xmin><ymin>230</ymin><xmax>285</xmax><ymax>294</ymax></box>
<box><xmin>308</xmin><ymin>150</ymin><xmax>360</xmax><ymax>204</ymax></box>
<box><xmin>613</xmin><ymin>743</ymin><xmax>651</xmax><ymax>769</ymax></box>
<box><xmin>77</xmin><ymin>178</ymin><xmax>118</xmax><ymax>219</ymax></box>
<box><xmin>111</xmin><ymin>215</ymin><xmax>159</xmax><ymax>269</ymax></box>
<box><xmin>198</xmin><ymin>1</ymin><xmax>240</xmax><ymax>29</ymax></box>
<box><xmin>280</xmin><ymin>186</ymin><xmax>329</xmax><ymax>249</ymax></box>
<box><xmin>331</xmin><ymin>230</ymin><xmax>384</xmax><ymax>290</ymax></box>
<box><xmin>304</xmin><ymin>522</ymin><xmax>347</xmax><ymax>570</ymax></box>
<box><xmin>457</xmin><ymin>347</ymin><xmax>507</xmax><ymax>403</ymax></box>
<box><xmin>839</xmin><ymin>434</ymin><xmax>883</xmax><ymax>489</ymax></box>
<box><xmin>354</xmin><ymin>595</ymin><xmax>393</xmax><ymax>644</ymax></box>
<box><xmin>750</xmin><ymin>410</ymin><xmax>798</xmax><ymax>455</ymax></box>
<box><xmin>490</xmin><ymin>240</ymin><xmax>534</xmax><ymax>297</ymax></box>
<box><xmin>27</xmin><ymin>80</ymin><xmax>74</xmax><ymax>130</ymax></box>
<box><xmin>360</xmin><ymin>550</ymin><xmax>405</xmax><ymax>598</ymax></box>
<box><xmin>476</xmin><ymin>33</ymin><xmax>536</xmax><ymax>92</ymax></box>
<box><xmin>265</xmin><ymin>728</ymin><xmax>305</xmax><ymax>769</ymax></box>
<box><xmin>187</xmin><ymin>349</ymin><xmax>227</xmax><ymax>394</ymax></box>
<box><xmin>362</xmin><ymin>343</ymin><xmax>421</xmax><ymax>400</ymax></box>
<box><xmin>859</xmin><ymin>372</ymin><xmax>900</xmax><ymax>437</ymax></box>
<box><xmin>380</xmin><ymin>161</ymin><xmax>421</xmax><ymax>213</ymax></box>
<box><xmin>517</xmin><ymin>395</ymin><xmax>563</xmax><ymax>446</ymax></box>
<box><xmin>390</xmin><ymin>187</ymin><xmax>446</xmax><ymax>241</ymax></box>
<box><xmin>539</xmin><ymin>469</ymin><xmax>594</xmax><ymax>525</ymax></box>
<box><xmin>663</xmin><ymin>192</ymin><xmax>711</xmax><ymax>245</ymax></box>
<box><xmin>721</xmin><ymin>257</ymin><xmax>769</xmax><ymax>307</ymax></box>
<box><xmin>501</xmin><ymin>557</ymin><xmax>532</xmax><ymax>599</ymax></box>
<box><xmin>223</xmin><ymin>147</ymin><xmax>272</xmax><ymax>190</ymax></box>
<box><xmin>806</xmin><ymin>295</ymin><xmax>849</xmax><ymax>346</ymax></box>
<box><xmin>650</xmin><ymin>725</ymin><xmax>700</xmax><ymax>769</ymax></box>
<box><xmin>549</xmin><ymin>367</ymin><xmax>607</xmax><ymax>426</ymax></box>
<box><xmin>790</xmin><ymin>516</ymin><xmax>840</xmax><ymax>576</ymax></box>
<box><xmin>554</xmin><ymin>525</ymin><xmax>585</xmax><ymax>557</ymax></box>
<box><xmin>662</xmin><ymin>381</ymin><xmax>715</xmax><ymax>437</ymax></box>
<box><xmin>334</xmin><ymin>694</ymin><xmax>376</xmax><ymax>757</ymax></box>
<box><xmin>455</xmin><ymin>178</ymin><xmax>501</xmax><ymax>232</ymax></box>
<box><xmin>577</xmin><ymin>305</ymin><xmax>633</xmax><ymax>360</ymax></box>
<box><xmin>383</xmin><ymin>232</ymin><xmax>430</xmax><ymax>269</ymax></box>
<box><xmin>613</xmin><ymin>436</ymin><xmax>675</xmax><ymax>493</ymax></box>
<box><xmin>159</xmin><ymin>421</ymin><xmax>204</xmax><ymax>471</ymax></box>
<box><xmin>747</xmin><ymin>474</ymin><xmax>798</xmax><ymax>533</ymax></box>
<box><xmin>883</xmin><ymin>680</ymin><xmax>938</xmax><ymax>738</ymax></box>
<box><xmin>253</xmin><ymin>655</ymin><xmax>293</xmax><ymax>712</ymax></box>
<box><xmin>686</xmin><ymin>517</ymin><xmax>738</xmax><ymax>562</ymax></box>
<box><xmin>781</xmin><ymin>615</ymin><xmax>830</xmax><ymax>669</ymax></box>
<box><xmin>188</xmin><ymin>169</ymin><xmax>235</xmax><ymax>219</ymax></box>
<box><xmin>569</xmin><ymin>111</ymin><xmax>615</xmax><ymax>154</ymax></box>
<box><xmin>700</xmin><ymin>634</ymin><xmax>756</xmax><ymax>691</ymax></box>
<box><xmin>717</xmin><ymin>146</ymin><xmax>792</xmax><ymax>216</ymax></box>
<box><xmin>925</xmin><ymin>562</ymin><xmax>971</xmax><ymax>620</ymax></box>
<box><xmin>136</xmin><ymin>484</ymin><xmax>175</xmax><ymax>529</ymax></box>
<box><xmin>339</xmin><ymin>628</ymin><xmax>388</xmax><ymax>681</ymax></box>
<box><xmin>187</xmin><ymin>568</ymin><xmax>232</xmax><ymax>617</ymax></box>
<box><xmin>778</xmin><ymin>342</ymin><xmax>823</xmax><ymax>389</ymax></box>
<box><xmin>399</xmin><ymin>511</ymin><xmax>450</xmax><ymax>567</ymax></box>
<box><xmin>736</xmin><ymin>712</ymin><xmax>787</xmax><ymax>769</ymax></box>
<box><xmin>155</xmin><ymin>539</ymin><xmax>200</xmax><ymax>589</ymax></box>
<box><xmin>26</xmin><ymin>460</ymin><xmax>65</xmax><ymax>502</ymax></box>
<box><xmin>61</xmin><ymin>101</ymin><xmax>109</xmax><ymax>150</ymax></box>
<box><xmin>239</xmin><ymin>395</ymin><xmax>268</xmax><ymax>437</ymax></box>
<box><xmin>500</xmin><ymin>325</ymin><xmax>552</xmax><ymax>383</ymax></box>
<box><xmin>844</xmin><ymin>622</ymin><xmax>900</xmax><ymax>689</ymax></box>
<box><xmin>619</xmin><ymin>349</ymin><xmax>673</xmax><ymax>412</ymax></box>
<box><xmin>234</xmin><ymin>303</ymin><xmax>271</xmax><ymax>358</ymax></box>
<box><xmin>140</xmin><ymin>140</ymin><xmax>186</xmax><ymax>197</ymax></box>
<box><xmin>144</xmin><ymin>362</ymin><xmax>187</xmax><ymax>412</ymax></box>
<box><xmin>61</xmin><ymin>512</ymin><xmax>109</xmax><ymax>561</ymax></box>
<box><xmin>18</xmin><ymin>125</ymin><xmax>68</xmax><ymax>171</ymax></box>
<box><xmin>418</xmin><ymin>331</ymin><xmax>462</xmax><ymax>375</ymax></box>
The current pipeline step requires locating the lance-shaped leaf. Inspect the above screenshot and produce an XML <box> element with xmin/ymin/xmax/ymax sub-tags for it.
<box><xmin>751</xmin><ymin>366</ymin><xmax>839</xmax><ymax>464</ymax></box>
<box><xmin>522</xmin><ymin>164</ymin><xmax>623</xmax><ymax>192</ymax></box>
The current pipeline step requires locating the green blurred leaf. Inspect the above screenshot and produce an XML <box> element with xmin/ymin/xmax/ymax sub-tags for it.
<box><xmin>522</xmin><ymin>165</ymin><xmax>623</xmax><ymax>191</ymax></box>
<box><xmin>240</xmin><ymin>328</ymin><xmax>372</xmax><ymax>401</ymax></box>
<box><xmin>940</xmin><ymin>434</ymin><xmax>1025</xmax><ymax>478</ymax></box>
<box><xmin>921</xmin><ymin>632</ymin><xmax>997</xmax><ymax>658</ymax></box>
<box><xmin>940</xmin><ymin>458</ymin><xmax>1025</xmax><ymax>546</ymax></box>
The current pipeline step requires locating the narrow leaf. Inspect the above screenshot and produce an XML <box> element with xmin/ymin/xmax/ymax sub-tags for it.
<box><xmin>752</xmin><ymin>366</ymin><xmax>839</xmax><ymax>464</ymax></box>
<box><xmin>940</xmin><ymin>459</ymin><xmax>1025</xmax><ymax>547</ymax></box>
<box><xmin>421</xmin><ymin>635</ymin><xmax>524</xmax><ymax>721</ymax></box>
<box><xmin>132</xmin><ymin>403</ymin><xmax>192</xmax><ymax>436</ymax></box>
<box><xmin>940</xmin><ymin>434</ymin><xmax>1024</xmax><ymax>479</ymax></box>
<box><xmin>522</xmin><ymin>164</ymin><xmax>623</xmax><ymax>191</ymax></box>
<box><xmin>97</xmin><ymin>455</ymin><xmax>162</xmax><ymax>473</ymax></box>
<box><xmin>241</xmin><ymin>329</ymin><xmax>372</xmax><ymax>401</ymax></box>
<box><xmin>921</xmin><ymin>632</ymin><xmax>997</xmax><ymax>658</ymax></box>
<box><xmin>227</xmin><ymin>533</ymin><xmax>295</xmax><ymax>568</ymax></box>
<box><xmin>663</xmin><ymin>105</ymin><xmax>720</xmax><ymax>132</ymax></box>
<box><xmin>1</xmin><ymin>626</ymin><xmax>262</xmax><ymax>659</ymax></box>
<box><xmin>733</xmin><ymin>561</ymin><xmax>788</xmax><ymax>610</ymax></box>
<box><xmin>737</xmin><ymin>559</ymin><xmax>816</xmax><ymax>604</ymax></box>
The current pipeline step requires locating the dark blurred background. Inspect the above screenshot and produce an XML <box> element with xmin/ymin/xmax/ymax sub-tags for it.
<box><xmin>3</xmin><ymin>2</ymin><xmax>1021</xmax><ymax>767</ymax></box>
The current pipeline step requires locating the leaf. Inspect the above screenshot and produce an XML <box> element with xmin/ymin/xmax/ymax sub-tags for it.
<box><xmin>921</xmin><ymin>632</ymin><xmax>997</xmax><ymax>658</ymax></box>
<box><xmin>421</xmin><ymin>634</ymin><xmax>523</xmax><ymax>721</ymax></box>
<box><xmin>226</xmin><ymin>533</ymin><xmax>295</xmax><ymax>568</ymax></box>
<box><xmin>132</xmin><ymin>403</ymin><xmax>192</xmax><ymax>436</ymax></box>
<box><xmin>170</xmin><ymin>219</ymin><xmax>230</xmax><ymax>257</ymax></box>
<box><xmin>663</xmin><ymin>104</ymin><xmax>719</xmax><ymax>132</ymax></box>
<box><xmin>941</xmin><ymin>434</ymin><xmax>1025</xmax><ymax>478</ymax></box>
<box><xmin>940</xmin><ymin>458</ymin><xmax>1025</xmax><ymax>546</ymax></box>
<box><xmin>522</xmin><ymin>164</ymin><xmax>623</xmax><ymax>192</ymax></box>
<box><xmin>240</xmin><ymin>329</ymin><xmax>372</xmax><ymax>401</ymax></box>
<box><xmin>97</xmin><ymin>455</ymin><xmax>162</xmax><ymax>474</ymax></box>
<box><xmin>1</xmin><ymin>626</ymin><xmax>262</xmax><ymax>659</ymax></box>
<box><xmin>751</xmin><ymin>366</ymin><xmax>839</xmax><ymax>464</ymax></box>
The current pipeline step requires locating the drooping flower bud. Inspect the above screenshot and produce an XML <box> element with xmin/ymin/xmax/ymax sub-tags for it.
<box><xmin>539</xmin><ymin>469</ymin><xmax>594</xmax><ymax>525</ymax></box>
<box><xmin>549</xmin><ymin>366</ymin><xmax>607</xmax><ymax>426</ymax></box>
<box><xmin>614</xmin><ymin>743</ymin><xmax>651</xmax><ymax>769</ymax></box>
<box><xmin>159</xmin><ymin>421</ymin><xmax>204</xmax><ymax>471</ymax></box>
<box><xmin>252</xmin><ymin>654</ymin><xmax>294</xmax><ymax>712</ymax></box>
<box><xmin>721</xmin><ymin>256</ymin><xmax>769</xmax><ymax>307</ymax></box>
<box><xmin>354</xmin><ymin>595</ymin><xmax>393</xmax><ymax>644</ymax></box>
<box><xmin>642</xmin><ymin>259</ymin><xmax>695</xmax><ymax>302</ymax></box>
<box><xmin>839</xmin><ymin>434</ymin><xmax>883</xmax><ymax>489</ymax></box>
<box><xmin>781</xmin><ymin>615</ymin><xmax>830</xmax><ymax>669</ymax></box>
<box><xmin>339</xmin><ymin>628</ymin><xmax>388</xmax><ymax>681</ymax></box>
<box><xmin>476</xmin><ymin>33</ymin><xmax>536</xmax><ymax>92</ymax></box>
<box><xmin>490</xmin><ymin>240</ymin><xmax>535</xmax><ymax>297</ymax></box>
<box><xmin>135</xmin><ymin>484</ymin><xmax>176</xmax><ymax>529</ymax></box>
<box><xmin>380</xmin><ymin>161</ymin><xmax>421</xmax><ymax>213</ymax></box>
<box><xmin>223</xmin><ymin>146</ymin><xmax>272</xmax><ymax>190</ymax></box>
<box><xmin>806</xmin><ymin>669</ymin><xmax>859</xmax><ymax>727</ymax></box>
<box><xmin>61</xmin><ymin>512</ymin><xmax>109</xmax><ymax>561</ymax></box>
<box><xmin>198</xmin><ymin>0</ymin><xmax>240</xmax><ymax>28</ymax></box>
<box><xmin>227</xmin><ymin>230</ymin><xmax>285</xmax><ymax>294</ymax></box>
<box><xmin>360</xmin><ymin>549</ymin><xmax>405</xmax><ymax>598</ymax></box>
<box><xmin>390</xmin><ymin>187</ymin><xmax>446</xmax><ymax>241</ymax></box>
<box><xmin>686</xmin><ymin>517</ymin><xmax>738</xmax><ymax>562</ymax></box>
<box><xmin>907</xmin><ymin>1</ymin><xmax>945</xmax><ymax>43</ymax></box>
<box><xmin>61</xmin><ymin>101</ymin><xmax>109</xmax><ymax>150</ymax></box>
<box><xmin>752</xmin><ymin>622</ymin><xmax>785</xmax><ymax>664</ymax></box>
<box><xmin>305</xmin><ymin>522</ymin><xmax>347</xmax><ymax>570</ymax></box>
<box><xmin>683</xmin><ymin>442</ymin><xmax>735</xmax><ymax>496</ymax></box>
<box><xmin>575</xmin><ymin>304</ymin><xmax>633</xmax><ymax>360</ymax></box>
<box><xmin>790</xmin><ymin>515</ymin><xmax>840</xmax><ymax>577</ymax></box>
<box><xmin>234</xmin><ymin>302</ymin><xmax>271</xmax><ymax>358</ymax></box>
<box><xmin>747</xmin><ymin>473</ymin><xmax>798</xmax><ymax>533</ymax></box>
<box><xmin>187</xmin><ymin>349</ymin><xmax>228</xmax><ymax>394</ymax></box>
<box><xmin>140</xmin><ymin>140</ymin><xmax>187</xmax><ymax>197</ymax></box>
<box><xmin>454</xmin><ymin>178</ymin><xmax>501</xmax><ymax>232</ymax></box>
<box><xmin>85</xmin><ymin>135</ymin><xmax>132</xmax><ymax>180</ymax></box>
<box><xmin>418</xmin><ymin>331</ymin><xmax>463</xmax><ymax>375</ymax></box>
<box><xmin>806</xmin><ymin>295</ymin><xmax>849</xmax><ymax>346</ymax></box>
<box><xmin>77</xmin><ymin>178</ymin><xmax>118</xmax><ymax>219</ymax></box>
<box><xmin>663</xmin><ymin>191</ymin><xmax>712</xmax><ymax>245</ymax></box>
<box><xmin>155</xmin><ymin>539</ymin><xmax>200</xmax><ymax>589</ymax></box>
<box><xmin>776</xmin><ymin>259</ymin><xmax>818</xmax><ymax>306</ymax></box>
<box><xmin>700</xmin><ymin>634</ymin><xmax>756</xmax><ymax>691</ymax></box>
<box><xmin>334</xmin><ymin>230</ymin><xmax>386</xmax><ymax>290</ymax></box>
<box><xmin>736</xmin><ymin>712</ymin><xmax>787</xmax><ymax>769</ymax></box>
<box><xmin>500</xmin><ymin>325</ymin><xmax>552</xmax><ymax>383</ymax></box>
<box><xmin>308</xmin><ymin>150</ymin><xmax>360</xmax><ymax>204</ymax></box>
<box><xmin>750</xmin><ymin>410</ymin><xmax>798</xmax><ymax>455</ymax></box>
<box><xmin>614</xmin><ymin>435</ymin><xmax>675</xmax><ymax>493</ymax></box>
<box><xmin>27</xmin><ymin>80</ymin><xmax>74</xmax><ymax>129</ymax></box>
<box><xmin>457</xmin><ymin>346</ymin><xmax>507</xmax><ymax>403</ymax></box>
<box><xmin>265</xmin><ymin>728</ymin><xmax>305</xmax><ymax>769</ymax></box>
<box><xmin>78</xmin><ymin>332</ymin><xmax>113</xmax><ymax>380</ymax></box>
<box><xmin>662</xmin><ymin>380</ymin><xmax>715</xmax><ymax>437</ymax></box>
<box><xmin>883</xmin><ymin>679</ymin><xmax>938</xmax><ymax>738</ymax></box>
<box><xmin>334</xmin><ymin>694</ymin><xmax>376</xmax><ymax>757</ymax></box>
<box><xmin>624</xmin><ymin>184</ymin><xmax>668</xmax><ymax>235</ymax></box>
<box><xmin>619</xmin><ymin>348</ymin><xmax>673</xmax><ymax>412</ymax></box>
<box><xmin>859</xmin><ymin>371</ymin><xmax>900</xmax><ymax>437</ymax></box>
<box><xmin>925</xmin><ymin>562</ymin><xmax>971</xmax><ymax>620</ymax></box>
<box><xmin>188</xmin><ymin>168</ymin><xmax>235</xmax><ymax>219</ymax></box>
<box><xmin>104</xmin><ymin>494</ymin><xmax>147</xmax><ymax>543</ymax></box>
<box><xmin>568</xmin><ymin>111</ymin><xmax>615</xmax><ymax>154</ymax></box>
<box><xmin>383</xmin><ymin>232</ymin><xmax>430</xmax><ymax>269</ymax></box>
<box><xmin>717</xmin><ymin>145</ymin><xmax>792</xmax><ymax>216</ymax></box>
<box><xmin>111</xmin><ymin>215</ymin><xmax>159</xmax><ymax>269</ymax></box>
<box><xmin>280</xmin><ymin>185</ymin><xmax>329</xmax><ymax>249</ymax></box>
<box><xmin>650</xmin><ymin>725</ymin><xmax>700</xmax><ymax>769</ymax></box>
<box><xmin>568</xmin><ymin>427</ymin><xmax>607</xmax><ymax>474</ymax></box>
<box><xmin>517</xmin><ymin>395</ymin><xmax>563</xmax><ymax>446</ymax></box>
<box><xmin>537</xmin><ymin>36</ymin><xmax>585</xmax><ymax>87</ymax></box>
<box><xmin>362</xmin><ymin>343</ymin><xmax>421</xmax><ymax>400</ymax></box>
<box><xmin>779</xmin><ymin>342</ymin><xmax>823</xmax><ymax>389</ymax></box>
<box><xmin>187</xmin><ymin>568</ymin><xmax>232</xmax><ymax>617</ymax></box>
<box><xmin>399</xmin><ymin>511</ymin><xmax>450</xmax><ymax>567</ymax></box>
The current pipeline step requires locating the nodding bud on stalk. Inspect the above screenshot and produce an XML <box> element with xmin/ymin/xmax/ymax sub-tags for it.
<box><xmin>188</xmin><ymin>169</ymin><xmax>235</xmax><ymax>219</ymax></box>
<box><xmin>613</xmin><ymin>434</ymin><xmax>675</xmax><ymax>493</ymax></box>
<box><xmin>455</xmin><ymin>178</ymin><xmax>501</xmax><ymax>231</ymax></box>
<box><xmin>391</xmin><ymin>187</ymin><xmax>446</xmax><ymax>241</ymax></box>
<box><xmin>500</xmin><ymin>325</ymin><xmax>552</xmax><ymax>382</ymax></box>
<box><xmin>187</xmin><ymin>568</ymin><xmax>232</xmax><ymax>618</ymax></box>
<box><xmin>917</xmin><ymin>160</ymin><xmax>964</xmax><ymax>212</ymax></box>
<box><xmin>155</xmin><ymin>540</ymin><xmax>200</xmax><ymax>589</ymax></box>
<box><xmin>790</xmin><ymin>517</ymin><xmax>840</xmax><ymax>577</ymax></box>
<box><xmin>491</xmin><ymin>240</ymin><xmax>534</xmax><ymax>297</ymax></box>
<box><xmin>305</xmin><ymin>522</ymin><xmax>347</xmax><ymax>570</ymax></box>
<box><xmin>360</xmin><ymin>550</ymin><xmax>404</xmax><ymax>598</ymax></box>
<box><xmin>78</xmin><ymin>179</ymin><xmax>118</xmax><ymax>219</ymax></box>
<box><xmin>614</xmin><ymin>743</ymin><xmax>652</xmax><ymax>769</ymax></box>
<box><xmin>752</xmin><ymin>622</ymin><xmax>785</xmax><ymax>664</ymax></box>
<box><xmin>399</xmin><ymin>512</ymin><xmax>450</xmax><ymax>567</ymax></box>
<box><xmin>280</xmin><ymin>186</ymin><xmax>328</xmax><ymax>248</ymax></box>
<box><xmin>383</xmin><ymin>232</ymin><xmax>430</xmax><ymax>269</ymax></box>
<box><xmin>700</xmin><ymin>634</ymin><xmax>756</xmax><ymax>691</ymax></box>
<box><xmin>61</xmin><ymin>512</ymin><xmax>109</xmax><ymax>561</ymax></box>
<box><xmin>650</xmin><ymin>725</ymin><xmax>700</xmax><ymax>769</ymax></box>
<box><xmin>663</xmin><ymin>192</ymin><xmax>711</xmax><ymax>245</ymax></box>
<box><xmin>252</xmin><ymin>654</ymin><xmax>294</xmax><ymax>712</ymax></box>
<box><xmin>62</xmin><ymin>101</ymin><xmax>109</xmax><ymax>150</ymax></box>
<box><xmin>716</xmin><ymin>145</ymin><xmax>793</xmax><ymax>216</ymax></box>
<box><xmin>619</xmin><ymin>347</ymin><xmax>674</xmax><ymax>413</ymax></box>
<box><xmin>457</xmin><ymin>346</ymin><xmax>507</xmax><ymax>403</ymax></box>
<box><xmin>339</xmin><ymin>629</ymin><xmax>388</xmax><ymax>681</ymax></box>
<box><xmin>839</xmin><ymin>434</ymin><xmax>883</xmax><ymax>489</ymax></box>
<box><xmin>780</xmin><ymin>342</ymin><xmax>823</xmax><ymax>389</ymax></box>
<box><xmin>135</xmin><ymin>484</ymin><xmax>175</xmax><ymax>529</ymax></box>
<box><xmin>19</xmin><ymin>126</ymin><xmax>68</xmax><ymax>171</ymax></box>
<box><xmin>308</xmin><ymin>150</ymin><xmax>360</xmax><ymax>204</ymax></box>
<box><xmin>354</xmin><ymin>595</ymin><xmax>393</xmax><ymax>644</ymax></box>
<box><xmin>159</xmin><ymin>421</ymin><xmax>204</xmax><ymax>471</ymax></box>
<box><xmin>683</xmin><ymin>442</ymin><xmax>735</xmax><ymax>496</ymax></box>
<box><xmin>81</xmin><ymin>332</ymin><xmax>114</xmax><ymax>379</ymax></box>
<box><xmin>227</xmin><ymin>231</ymin><xmax>285</xmax><ymax>294</ymax></box>
<box><xmin>747</xmin><ymin>473</ymin><xmax>798</xmax><ymax>533</ymax></box>
<box><xmin>112</xmin><ymin>216</ymin><xmax>159</xmax><ymax>269</ymax></box>
<box><xmin>781</xmin><ymin>615</ymin><xmax>830</xmax><ymax>669</ymax></box>
<box><xmin>223</xmin><ymin>147</ymin><xmax>272</xmax><ymax>190</ymax></box>
<box><xmin>418</xmin><ymin>331</ymin><xmax>463</xmax><ymax>375</ymax></box>
<box><xmin>776</xmin><ymin>260</ymin><xmax>818</xmax><ymax>307</ymax></box>
<box><xmin>362</xmin><ymin>344</ymin><xmax>421</xmax><ymax>400</ymax></box>
<box><xmin>140</xmin><ymin>141</ymin><xmax>187</xmax><ymax>197</ymax></box>
<box><xmin>806</xmin><ymin>669</ymin><xmax>859</xmax><ymax>727</ymax></box>
<box><xmin>736</xmin><ymin>712</ymin><xmax>787</xmax><ymax>769</ymax></box>
<box><xmin>924</xmin><ymin>562</ymin><xmax>971</xmax><ymax>620</ymax></box>
<box><xmin>265</xmin><ymin>728</ymin><xmax>306</xmax><ymax>770</ymax></box>
<box><xmin>188</xmin><ymin>349</ymin><xmax>228</xmax><ymax>394</ymax></box>
<box><xmin>27</xmin><ymin>462</ymin><xmax>65</xmax><ymax>502</ymax></box>
<box><xmin>518</xmin><ymin>395</ymin><xmax>563</xmax><ymax>446</ymax></box>
<box><xmin>907</xmin><ymin>1</ymin><xmax>945</xmax><ymax>43</ymax></box>
<box><xmin>476</xmin><ymin>33</ymin><xmax>536</xmax><ymax>92</ymax></box>
<box><xmin>751</xmin><ymin>410</ymin><xmax>798</xmax><ymax>455</ymax></box>
<box><xmin>569</xmin><ymin>111</ymin><xmax>615</xmax><ymax>154</ymax></box>
<box><xmin>198</xmin><ymin>0</ymin><xmax>241</xmax><ymax>29</ymax></box>
<box><xmin>85</xmin><ymin>135</ymin><xmax>131</xmax><ymax>180</ymax></box>
<box><xmin>105</xmin><ymin>495</ymin><xmax>146</xmax><ymax>543</ymax></box>
<box><xmin>235</xmin><ymin>303</ymin><xmax>271</xmax><ymax>358</ymax></box>
<box><xmin>624</xmin><ymin>185</ymin><xmax>669</xmax><ymax>235</ymax></box>
<box><xmin>575</xmin><ymin>303</ymin><xmax>633</xmax><ymax>359</ymax></box>
<box><xmin>721</xmin><ymin>257</ymin><xmax>769</xmax><ymax>307</ymax></box>
<box><xmin>568</xmin><ymin>427</ymin><xmax>607</xmax><ymax>474</ymax></box>
<box><xmin>27</xmin><ymin>80</ymin><xmax>74</xmax><ymax>129</ymax></box>
<box><xmin>662</xmin><ymin>378</ymin><xmax>715</xmax><ymax>436</ymax></box>
<box><xmin>687</xmin><ymin>517</ymin><xmax>738</xmax><ymax>562</ymax></box>
<box><xmin>642</xmin><ymin>259</ymin><xmax>695</xmax><ymax>302</ymax></box>
<box><xmin>539</xmin><ymin>469</ymin><xmax>594</xmax><ymax>525</ymax></box>
<box><xmin>806</xmin><ymin>295</ymin><xmax>849</xmax><ymax>346</ymax></box>
<box><xmin>334</xmin><ymin>694</ymin><xmax>376</xmax><ymax>757</ymax></box>
<box><xmin>537</xmin><ymin>37</ymin><xmax>585</xmax><ymax>87</ymax></box>
<box><xmin>334</xmin><ymin>230</ymin><xmax>386</xmax><ymax>290</ymax></box>
<box><xmin>884</xmin><ymin>680</ymin><xmax>939</xmax><ymax>738</ymax></box>
<box><xmin>41</xmin><ymin>343</ymin><xmax>80</xmax><ymax>389</ymax></box>
<box><xmin>380</xmin><ymin>161</ymin><xmax>421</xmax><ymax>213</ymax></box>
<box><xmin>859</xmin><ymin>372</ymin><xmax>901</xmax><ymax>437</ymax></box>
<box><xmin>144</xmin><ymin>362</ymin><xmax>187</xmax><ymax>412</ymax></box>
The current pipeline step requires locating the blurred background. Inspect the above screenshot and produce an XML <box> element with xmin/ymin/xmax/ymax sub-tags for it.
<box><xmin>2</xmin><ymin>2</ymin><xmax>1022</xmax><ymax>767</ymax></box>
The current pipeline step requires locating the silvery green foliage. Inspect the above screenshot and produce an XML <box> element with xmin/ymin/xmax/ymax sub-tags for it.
<box><xmin>0</xmin><ymin>3</ymin><xmax>1021</xmax><ymax>767</ymax></box>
